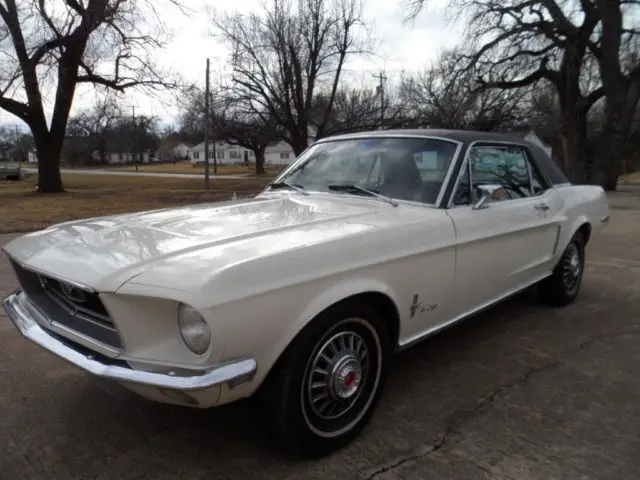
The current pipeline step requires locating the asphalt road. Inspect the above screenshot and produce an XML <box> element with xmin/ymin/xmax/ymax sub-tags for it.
<box><xmin>1</xmin><ymin>191</ymin><xmax>639</xmax><ymax>479</ymax></box>
<box><xmin>21</xmin><ymin>167</ymin><xmax>250</xmax><ymax>180</ymax></box>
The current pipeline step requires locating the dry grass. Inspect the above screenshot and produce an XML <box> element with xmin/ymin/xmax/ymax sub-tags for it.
<box><xmin>621</xmin><ymin>172</ymin><xmax>640</xmax><ymax>185</ymax></box>
<box><xmin>111</xmin><ymin>161</ymin><xmax>287</xmax><ymax>176</ymax></box>
<box><xmin>0</xmin><ymin>173</ymin><xmax>273</xmax><ymax>233</ymax></box>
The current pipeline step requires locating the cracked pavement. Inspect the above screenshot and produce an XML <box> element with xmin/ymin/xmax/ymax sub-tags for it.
<box><xmin>1</xmin><ymin>190</ymin><xmax>640</xmax><ymax>480</ymax></box>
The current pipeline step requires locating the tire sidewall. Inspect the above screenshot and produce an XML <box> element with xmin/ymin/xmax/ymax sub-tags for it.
<box><xmin>270</xmin><ymin>301</ymin><xmax>390</xmax><ymax>456</ymax></box>
<box><xmin>561</xmin><ymin>233</ymin><xmax>585</xmax><ymax>299</ymax></box>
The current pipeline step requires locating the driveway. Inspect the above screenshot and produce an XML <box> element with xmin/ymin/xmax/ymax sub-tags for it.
<box><xmin>1</xmin><ymin>192</ymin><xmax>639</xmax><ymax>479</ymax></box>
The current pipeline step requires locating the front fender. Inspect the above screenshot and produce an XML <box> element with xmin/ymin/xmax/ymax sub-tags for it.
<box><xmin>251</xmin><ymin>275</ymin><xmax>400</xmax><ymax>391</ymax></box>
<box><xmin>277</xmin><ymin>276</ymin><xmax>400</xmax><ymax>356</ymax></box>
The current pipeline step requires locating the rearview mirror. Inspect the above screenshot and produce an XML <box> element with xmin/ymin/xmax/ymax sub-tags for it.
<box><xmin>472</xmin><ymin>183</ymin><xmax>503</xmax><ymax>210</ymax></box>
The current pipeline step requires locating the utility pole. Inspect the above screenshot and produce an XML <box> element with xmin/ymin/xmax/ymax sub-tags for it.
<box><xmin>14</xmin><ymin>125</ymin><xmax>20</xmax><ymax>165</ymax></box>
<box><xmin>132</xmin><ymin>105</ymin><xmax>138</xmax><ymax>172</ymax></box>
<box><xmin>204</xmin><ymin>58</ymin><xmax>211</xmax><ymax>189</ymax></box>
<box><xmin>373</xmin><ymin>71</ymin><xmax>387</xmax><ymax>130</ymax></box>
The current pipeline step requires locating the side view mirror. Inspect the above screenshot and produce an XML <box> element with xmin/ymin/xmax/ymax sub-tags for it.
<box><xmin>472</xmin><ymin>183</ymin><xmax>504</xmax><ymax>210</ymax></box>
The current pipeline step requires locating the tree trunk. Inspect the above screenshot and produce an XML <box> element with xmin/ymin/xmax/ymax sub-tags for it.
<box><xmin>35</xmin><ymin>132</ymin><xmax>64</xmax><ymax>193</ymax></box>
<box><xmin>592</xmin><ymin>130</ymin><xmax>625</xmax><ymax>191</ymax></box>
<box><xmin>35</xmin><ymin>45</ymin><xmax>84</xmax><ymax>193</ymax></box>
<box><xmin>290</xmin><ymin>134</ymin><xmax>308</xmax><ymax>156</ymax></box>
<box><xmin>255</xmin><ymin>148</ymin><xmax>266</xmax><ymax>174</ymax></box>
<box><xmin>558</xmin><ymin>111</ymin><xmax>592</xmax><ymax>185</ymax></box>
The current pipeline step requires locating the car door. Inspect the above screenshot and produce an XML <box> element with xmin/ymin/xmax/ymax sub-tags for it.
<box><xmin>445</xmin><ymin>143</ymin><xmax>562</xmax><ymax>316</ymax></box>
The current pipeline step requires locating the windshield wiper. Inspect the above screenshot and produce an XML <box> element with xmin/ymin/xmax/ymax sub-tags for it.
<box><xmin>268</xmin><ymin>181</ymin><xmax>309</xmax><ymax>195</ymax></box>
<box><xmin>327</xmin><ymin>184</ymin><xmax>398</xmax><ymax>207</ymax></box>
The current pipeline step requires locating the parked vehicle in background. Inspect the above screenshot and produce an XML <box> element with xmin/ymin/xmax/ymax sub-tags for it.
<box><xmin>0</xmin><ymin>161</ymin><xmax>23</xmax><ymax>181</ymax></box>
<box><xmin>3</xmin><ymin>129</ymin><xmax>609</xmax><ymax>457</ymax></box>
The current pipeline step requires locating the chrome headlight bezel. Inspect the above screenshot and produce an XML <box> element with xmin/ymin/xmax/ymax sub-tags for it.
<box><xmin>177</xmin><ymin>303</ymin><xmax>212</xmax><ymax>355</ymax></box>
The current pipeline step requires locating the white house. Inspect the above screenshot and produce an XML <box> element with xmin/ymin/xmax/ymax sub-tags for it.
<box><xmin>27</xmin><ymin>151</ymin><xmax>38</xmax><ymax>163</ymax></box>
<box><xmin>265</xmin><ymin>141</ymin><xmax>295</xmax><ymax>165</ymax></box>
<box><xmin>172</xmin><ymin>142</ymin><xmax>192</xmax><ymax>160</ymax></box>
<box><xmin>189</xmin><ymin>131</ymin><xmax>311</xmax><ymax>167</ymax></box>
<box><xmin>99</xmin><ymin>151</ymin><xmax>156</xmax><ymax>165</ymax></box>
<box><xmin>189</xmin><ymin>141</ymin><xmax>254</xmax><ymax>165</ymax></box>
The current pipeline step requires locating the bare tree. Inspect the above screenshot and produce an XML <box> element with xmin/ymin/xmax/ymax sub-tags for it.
<box><xmin>415</xmin><ymin>0</ymin><xmax>640</xmax><ymax>189</ymax></box>
<box><xmin>311</xmin><ymin>85</ymin><xmax>411</xmax><ymax>135</ymax></box>
<box><xmin>211</xmin><ymin>0</ymin><xmax>368</xmax><ymax>155</ymax></box>
<box><xmin>180</xmin><ymin>87</ymin><xmax>282</xmax><ymax>174</ymax></box>
<box><xmin>0</xmin><ymin>125</ymin><xmax>16</xmax><ymax>145</ymax></box>
<box><xmin>67</xmin><ymin>96</ymin><xmax>122</xmax><ymax>164</ymax></box>
<box><xmin>0</xmin><ymin>0</ymin><xmax>183</xmax><ymax>192</ymax></box>
<box><xmin>399</xmin><ymin>48</ymin><xmax>526</xmax><ymax>131</ymax></box>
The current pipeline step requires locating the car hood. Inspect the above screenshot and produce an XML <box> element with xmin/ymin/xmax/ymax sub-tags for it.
<box><xmin>3</xmin><ymin>194</ymin><xmax>398</xmax><ymax>291</ymax></box>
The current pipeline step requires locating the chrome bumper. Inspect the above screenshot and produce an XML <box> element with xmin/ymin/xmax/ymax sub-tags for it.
<box><xmin>2</xmin><ymin>290</ymin><xmax>257</xmax><ymax>392</ymax></box>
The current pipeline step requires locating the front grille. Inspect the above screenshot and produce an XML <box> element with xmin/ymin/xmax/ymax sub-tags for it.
<box><xmin>10</xmin><ymin>259</ymin><xmax>123</xmax><ymax>350</ymax></box>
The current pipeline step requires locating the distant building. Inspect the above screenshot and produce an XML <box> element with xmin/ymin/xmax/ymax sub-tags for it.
<box><xmin>189</xmin><ymin>141</ymin><xmax>253</xmax><ymax>165</ymax></box>
<box><xmin>265</xmin><ymin>141</ymin><xmax>295</xmax><ymax>165</ymax></box>
<box><xmin>156</xmin><ymin>138</ymin><xmax>193</xmax><ymax>162</ymax></box>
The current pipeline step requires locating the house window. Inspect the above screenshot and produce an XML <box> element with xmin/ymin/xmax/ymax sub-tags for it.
<box><xmin>194</xmin><ymin>152</ymin><xmax>199</xmax><ymax>159</ymax></box>
<box><xmin>229</xmin><ymin>151</ymin><xmax>239</xmax><ymax>159</ymax></box>
<box><xmin>217</xmin><ymin>151</ymin><xmax>224</xmax><ymax>159</ymax></box>
<box><xmin>280</xmin><ymin>152</ymin><xmax>290</xmax><ymax>160</ymax></box>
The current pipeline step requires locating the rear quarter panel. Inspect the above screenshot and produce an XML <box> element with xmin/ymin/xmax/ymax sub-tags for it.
<box><xmin>551</xmin><ymin>184</ymin><xmax>609</xmax><ymax>262</ymax></box>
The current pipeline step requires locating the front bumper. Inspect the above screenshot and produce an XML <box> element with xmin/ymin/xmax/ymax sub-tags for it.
<box><xmin>3</xmin><ymin>290</ymin><xmax>257</xmax><ymax>407</ymax></box>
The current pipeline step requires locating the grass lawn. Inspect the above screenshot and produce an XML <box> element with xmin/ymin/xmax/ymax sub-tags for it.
<box><xmin>110</xmin><ymin>162</ymin><xmax>287</xmax><ymax>176</ymax></box>
<box><xmin>620</xmin><ymin>172</ymin><xmax>640</xmax><ymax>185</ymax></box>
<box><xmin>0</xmin><ymin>173</ymin><xmax>273</xmax><ymax>233</ymax></box>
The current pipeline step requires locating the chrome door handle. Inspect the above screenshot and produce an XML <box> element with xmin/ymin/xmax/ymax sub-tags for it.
<box><xmin>534</xmin><ymin>203</ymin><xmax>550</xmax><ymax>212</ymax></box>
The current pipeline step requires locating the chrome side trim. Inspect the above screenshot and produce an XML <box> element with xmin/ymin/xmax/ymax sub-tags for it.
<box><xmin>397</xmin><ymin>271</ymin><xmax>553</xmax><ymax>350</ymax></box>
<box><xmin>3</xmin><ymin>291</ymin><xmax>257</xmax><ymax>392</ymax></box>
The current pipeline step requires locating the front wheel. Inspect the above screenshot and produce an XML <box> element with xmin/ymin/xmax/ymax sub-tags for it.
<box><xmin>539</xmin><ymin>231</ymin><xmax>585</xmax><ymax>307</ymax></box>
<box><xmin>260</xmin><ymin>300</ymin><xmax>389</xmax><ymax>458</ymax></box>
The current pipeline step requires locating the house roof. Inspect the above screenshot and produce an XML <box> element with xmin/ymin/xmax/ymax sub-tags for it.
<box><xmin>191</xmin><ymin>140</ymin><xmax>247</xmax><ymax>151</ymax></box>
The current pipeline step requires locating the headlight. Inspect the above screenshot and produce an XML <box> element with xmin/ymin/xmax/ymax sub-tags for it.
<box><xmin>177</xmin><ymin>303</ymin><xmax>211</xmax><ymax>354</ymax></box>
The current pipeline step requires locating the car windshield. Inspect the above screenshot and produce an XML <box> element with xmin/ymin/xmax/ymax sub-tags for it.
<box><xmin>275</xmin><ymin>137</ymin><xmax>459</xmax><ymax>205</ymax></box>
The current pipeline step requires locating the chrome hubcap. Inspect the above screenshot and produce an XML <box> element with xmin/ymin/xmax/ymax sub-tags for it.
<box><xmin>562</xmin><ymin>243</ymin><xmax>581</xmax><ymax>291</ymax></box>
<box><xmin>307</xmin><ymin>331</ymin><xmax>369</xmax><ymax>420</ymax></box>
<box><xmin>331</xmin><ymin>356</ymin><xmax>362</xmax><ymax>399</ymax></box>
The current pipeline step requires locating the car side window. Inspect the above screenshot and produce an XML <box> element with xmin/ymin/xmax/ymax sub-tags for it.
<box><xmin>452</xmin><ymin>145</ymin><xmax>546</xmax><ymax>206</ymax></box>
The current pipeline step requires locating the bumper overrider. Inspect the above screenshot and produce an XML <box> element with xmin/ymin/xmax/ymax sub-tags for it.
<box><xmin>3</xmin><ymin>290</ymin><xmax>257</xmax><ymax>408</ymax></box>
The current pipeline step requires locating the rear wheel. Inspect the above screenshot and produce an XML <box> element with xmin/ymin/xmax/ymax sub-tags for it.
<box><xmin>539</xmin><ymin>232</ymin><xmax>585</xmax><ymax>306</ymax></box>
<box><xmin>260</xmin><ymin>300</ymin><xmax>389</xmax><ymax>458</ymax></box>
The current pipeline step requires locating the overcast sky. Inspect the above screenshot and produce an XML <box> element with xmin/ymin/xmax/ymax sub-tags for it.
<box><xmin>0</xmin><ymin>0</ymin><xmax>464</xmax><ymax>129</ymax></box>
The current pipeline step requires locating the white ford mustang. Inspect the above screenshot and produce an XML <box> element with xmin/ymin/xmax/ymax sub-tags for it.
<box><xmin>3</xmin><ymin>129</ymin><xmax>609</xmax><ymax>457</ymax></box>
